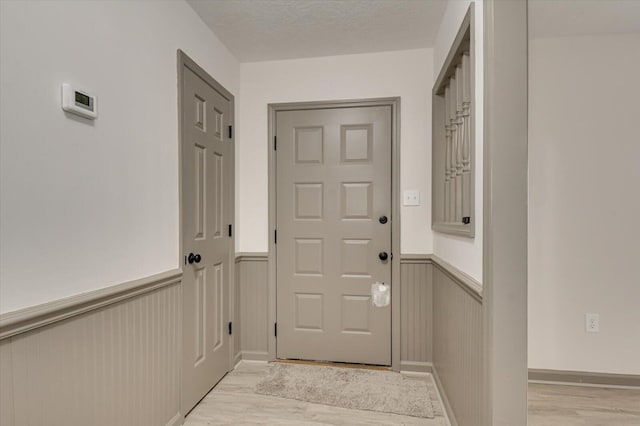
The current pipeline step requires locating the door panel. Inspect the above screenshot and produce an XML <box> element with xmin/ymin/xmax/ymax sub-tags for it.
<box><xmin>181</xmin><ymin>65</ymin><xmax>231</xmax><ymax>414</ymax></box>
<box><xmin>276</xmin><ymin>106</ymin><xmax>392</xmax><ymax>365</ymax></box>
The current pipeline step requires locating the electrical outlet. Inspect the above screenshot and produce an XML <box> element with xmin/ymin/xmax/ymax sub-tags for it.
<box><xmin>585</xmin><ymin>313</ymin><xmax>600</xmax><ymax>333</ymax></box>
<box><xmin>403</xmin><ymin>190</ymin><xmax>420</xmax><ymax>206</ymax></box>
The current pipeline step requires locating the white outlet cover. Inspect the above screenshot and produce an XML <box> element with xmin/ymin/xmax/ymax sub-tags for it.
<box><xmin>585</xmin><ymin>313</ymin><xmax>600</xmax><ymax>333</ymax></box>
<box><xmin>403</xmin><ymin>190</ymin><xmax>420</xmax><ymax>206</ymax></box>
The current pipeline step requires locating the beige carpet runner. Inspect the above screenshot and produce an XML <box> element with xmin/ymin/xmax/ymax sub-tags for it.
<box><xmin>255</xmin><ymin>362</ymin><xmax>435</xmax><ymax>418</ymax></box>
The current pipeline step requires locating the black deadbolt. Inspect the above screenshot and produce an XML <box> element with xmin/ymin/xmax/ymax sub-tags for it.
<box><xmin>379</xmin><ymin>251</ymin><xmax>389</xmax><ymax>261</ymax></box>
<box><xmin>188</xmin><ymin>253</ymin><xmax>202</xmax><ymax>264</ymax></box>
<box><xmin>379</xmin><ymin>215</ymin><xmax>388</xmax><ymax>224</ymax></box>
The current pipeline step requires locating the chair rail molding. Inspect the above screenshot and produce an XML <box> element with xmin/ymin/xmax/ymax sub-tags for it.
<box><xmin>0</xmin><ymin>269</ymin><xmax>182</xmax><ymax>340</ymax></box>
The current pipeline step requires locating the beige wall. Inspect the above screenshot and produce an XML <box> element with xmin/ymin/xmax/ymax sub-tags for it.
<box><xmin>0</xmin><ymin>0</ymin><xmax>240</xmax><ymax>313</ymax></box>
<box><xmin>431</xmin><ymin>0</ymin><xmax>484</xmax><ymax>282</ymax></box>
<box><xmin>237</xmin><ymin>49</ymin><xmax>434</xmax><ymax>254</ymax></box>
<box><xmin>529</xmin><ymin>33</ymin><xmax>640</xmax><ymax>374</ymax></box>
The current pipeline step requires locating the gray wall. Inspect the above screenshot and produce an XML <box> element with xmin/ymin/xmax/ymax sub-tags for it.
<box><xmin>400</xmin><ymin>257</ymin><xmax>434</xmax><ymax>371</ymax></box>
<box><xmin>432</xmin><ymin>262</ymin><xmax>483</xmax><ymax>426</ymax></box>
<box><xmin>236</xmin><ymin>254</ymin><xmax>270</xmax><ymax>361</ymax></box>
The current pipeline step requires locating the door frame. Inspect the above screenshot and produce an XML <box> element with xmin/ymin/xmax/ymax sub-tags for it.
<box><xmin>177</xmin><ymin>49</ymin><xmax>236</xmax><ymax>412</ymax></box>
<box><xmin>267</xmin><ymin>98</ymin><xmax>401</xmax><ymax>371</ymax></box>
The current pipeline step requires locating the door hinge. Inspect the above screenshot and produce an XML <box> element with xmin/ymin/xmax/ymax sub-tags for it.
<box><xmin>228</xmin><ymin>322</ymin><xmax>233</xmax><ymax>335</ymax></box>
<box><xmin>274</xmin><ymin>230</ymin><xmax>277</xmax><ymax>244</ymax></box>
<box><xmin>228</xmin><ymin>224</ymin><xmax>233</xmax><ymax>238</ymax></box>
<box><xmin>274</xmin><ymin>136</ymin><xmax>277</xmax><ymax>150</ymax></box>
<box><xmin>228</xmin><ymin>125</ymin><xmax>233</xmax><ymax>139</ymax></box>
<box><xmin>274</xmin><ymin>323</ymin><xmax>277</xmax><ymax>337</ymax></box>
<box><xmin>462</xmin><ymin>216</ymin><xmax>471</xmax><ymax>224</ymax></box>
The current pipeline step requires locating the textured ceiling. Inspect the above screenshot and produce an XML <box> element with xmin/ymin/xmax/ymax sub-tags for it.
<box><xmin>529</xmin><ymin>0</ymin><xmax>640</xmax><ymax>38</ymax></box>
<box><xmin>187</xmin><ymin>0</ymin><xmax>448</xmax><ymax>62</ymax></box>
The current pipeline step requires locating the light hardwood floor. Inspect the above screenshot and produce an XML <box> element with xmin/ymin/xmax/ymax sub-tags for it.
<box><xmin>184</xmin><ymin>362</ymin><xmax>448</xmax><ymax>425</ymax></box>
<box><xmin>528</xmin><ymin>382</ymin><xmax>640</xmax><ymax>426</ymax></box>
<box><xmin>185</xmin><ymin>362</ymin><xmax>640</xmax><ymax>425</ymax></box>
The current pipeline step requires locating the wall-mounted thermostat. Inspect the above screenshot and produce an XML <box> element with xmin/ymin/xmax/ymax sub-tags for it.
<box><xmin>61</xmin><ymin>83</ymin><xmax>97</xmax><ymax>119</ymax></box>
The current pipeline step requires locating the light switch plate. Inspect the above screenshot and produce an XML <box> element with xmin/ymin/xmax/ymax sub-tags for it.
<box><xmin>403</xmin><ymin>190</ymin><xmax>420</xmax><ymax>206</ymax></box>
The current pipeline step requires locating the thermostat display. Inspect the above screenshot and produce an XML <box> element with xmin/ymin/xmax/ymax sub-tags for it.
<box><xmin>75</xmin><ymin>92</ymin><xmax>92</xmax><ymax>109</ymax></box>
<box><xmin>62</xmin><ymin>83</ymin><xmax>97</xmax><ymax>119</ymax></box>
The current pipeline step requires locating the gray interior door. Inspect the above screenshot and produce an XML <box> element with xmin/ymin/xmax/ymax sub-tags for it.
<box><xmin>181</xmin><ymin>65</ymin><xmax>231</xmax><ymax>413</ymax></box>
<box><xmin>276</xmin><ymin>106</ymin><xmax>392</xmax><ymax>365</ymax></box>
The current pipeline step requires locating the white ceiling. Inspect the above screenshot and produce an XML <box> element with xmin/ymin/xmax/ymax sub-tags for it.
<box><xmin>187</xmin><ymin>0</ymin><xmax>448</xmax><ymax>62</ymax></box>
<box><xmin>529</xmin><ymin>0</ymin><xmax>640</xmax><ymax>38</ymax></box>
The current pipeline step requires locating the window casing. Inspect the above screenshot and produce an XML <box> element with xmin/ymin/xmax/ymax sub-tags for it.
<box><xmin>432</xmin><ymin>4</ymin><xmax>475</xmax><ymax>237</ymax></box>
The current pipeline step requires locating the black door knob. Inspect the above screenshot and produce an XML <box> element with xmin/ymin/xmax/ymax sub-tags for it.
<box><xmin>379</xmin><ymin>215</ymin><xmax>388</xmax><ymax>224</ymax></box>
<box><xmin>188</xmin><ymin>253</ymin><xmax>202</xmax><ymax>264</ymax></box>
<box><xmin>378</xmin><ymin>251</ymin><xmax>389</xmax><ymax>261</ymax></box>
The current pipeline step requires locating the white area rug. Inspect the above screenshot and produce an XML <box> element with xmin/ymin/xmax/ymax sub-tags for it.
<box><xmin>255</xmin><ymin>362</ymin><xmax>435</xmax><ymax>418</ymax></box>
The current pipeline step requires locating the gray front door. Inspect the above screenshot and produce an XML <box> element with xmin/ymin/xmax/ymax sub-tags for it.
<box><xmin>276</xmin><ymin>106</ymin><xmax>392</xmax><ymax>365</ymax></box>
<box><xmin>181</xmin><ymin>63</ymin><xmax>232</xmax><ymax>413</ymax></box>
